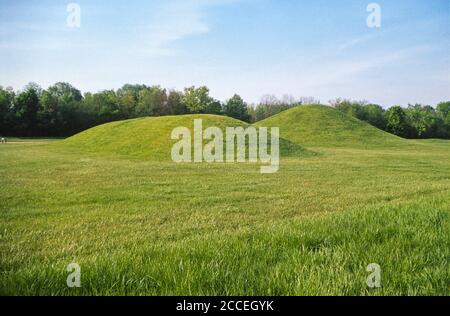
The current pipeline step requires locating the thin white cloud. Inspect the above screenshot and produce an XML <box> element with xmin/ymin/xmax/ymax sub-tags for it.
<box><xmin>206</xmin><ymin>45</ymin><xmax>437</xmax><ymax>104</ymax></box>
<box><xmin>338</xmin><ymin>33</ymin><xmax>379</xmax><ymax>51</ymax></box>
<box><xmin>0</xmin><ymin>40</ymin><xmax>81</xmax><ymax>51</ymax></box>
<box><xmin>0</xmin><ymin>1</ymin><xmax>219</xmax><ymax>56</ymax></box>
<box><xmin>137</xmin><ymin>0</ymin><xmax>212</xmax><ymax>56</ymax></box>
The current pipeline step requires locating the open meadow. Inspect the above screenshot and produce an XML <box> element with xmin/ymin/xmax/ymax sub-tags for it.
<box><xmin>0</xmin><ymin>106</ymin><xmax>449</xmax><ymax>295</ymax></box>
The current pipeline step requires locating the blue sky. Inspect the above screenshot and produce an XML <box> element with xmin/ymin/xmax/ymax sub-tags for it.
<box><xmin>0</xmin><ymin>0</ymin><xmax>449</xmax><ymax>106</ymax></box>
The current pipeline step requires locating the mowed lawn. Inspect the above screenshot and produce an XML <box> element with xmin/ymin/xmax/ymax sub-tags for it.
<box><xmin>0</xmin><ymin>139</ymin><xmax>449</xmax><ymax>295</ymax></box>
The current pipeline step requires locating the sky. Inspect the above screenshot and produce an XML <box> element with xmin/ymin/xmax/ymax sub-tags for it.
<box><xmin>0</xmin><ymin>0</ymin><xmax>449</xmax><ymax>106</ymax></box>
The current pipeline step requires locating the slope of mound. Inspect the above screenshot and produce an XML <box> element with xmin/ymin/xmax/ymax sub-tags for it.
<box><xmin>59</xmin><ymin>115</ymin><xmax>311</xmax><ymax>160</ymax></box>
<box><xmin>256</xmin><ymin>105</ymin><xmax>407</xmax><ymax>148</ymax></box>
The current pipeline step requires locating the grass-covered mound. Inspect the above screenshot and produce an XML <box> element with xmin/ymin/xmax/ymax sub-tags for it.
<box><xmin>60</xmin><ymin>114</ymin><xmax>311</xmax><ymax>160</ymax></box>
<box><xmin>256</xmin><ymin>105</ymin><xmax>407</xmax><ymax>148</ymax></box>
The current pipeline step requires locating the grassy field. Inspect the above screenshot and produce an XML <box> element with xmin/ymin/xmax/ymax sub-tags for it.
<box><xmin>0</xmin><ymin>106</ymin><xmax>449</xmax><ymax>295</ymax></box>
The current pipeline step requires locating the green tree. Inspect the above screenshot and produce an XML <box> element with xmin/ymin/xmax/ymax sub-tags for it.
<box><xmin>117</xmin><ymin>84</ymin><xmax>149</xmax><ymax>118</ymax></box>
<box><xmin>0</xmin><ymin>86</ymin><xmax>15</xmax><ymax>135</ymax></box>
<box><xmin>247</xmin><ymin>105</ymin><xmax>257</xmax><ymax>123</ymax></box>
<box><xmin>405</xmin><ymin>104</ymin><xmax>439</xmax><ymax>138</ymax></box>
<box><xmin>364</xmin><ymin>104</ymin><xmax>386</xmax><ymax>130</ymax></box>
<box><xmin>223</xmin><ymin>94</ymin><xmax>250</xmax><ymax>122</ymax></box>
<box><xmin>117</xmin><ymin>92</ymin><xmax>137</xmax><ymax>119</ymax></box>
<box><xmin>38</xmin><ymin>90</ymin><xmax>62</xmax><ymax>136</ymax></box>
<box><xmin>436</xmin><ymin>101</ymin><xmax>450</xmax><ymax>138</ymax></box>
<box><xmin>44</xmin><ymin>82</ymin><xmax>84</xmax><ymax>135</ymax></box>
<box><xmin>13</xmin><ymin>83</ymin><xmax>41</xmax><ymax>136</ymax></box>
<box><xmin>96</xmin><ymin>90</ymin><xmax>120</xmax><ymax>122</ymax></box>
<box><xmin>253</xmin><ymin>94</ymin><xmax>300</xmax><ymax>121</ymax></box>
<box><xmin>47</xmin><ymin>82</ymin><xmax>82</xmax><ymax>103</ymax></box>
<box><xmin>437</xmin><ymin>101</ymin><xmax>450</xmax><ymax>121</ymax></box>
<box><xmin>167</xmin><ymin>90</ymin><xmax>188</xmax><ymax>115</ymax></box>
<box><xmin>117</xmin><ymin>84</ymin><xmax>148</xmax><ymax>101</ymax></box>
<box><xmin>183</xmin><ymin>86</ymin><xmax>220</xmax><ymax>114</ymax></box>
<box><xmin>205</xmin><ymin>100</ymin><xmax>222</xmax><ymax>115</ymax></box>
<box><xmin>331</xmin><ymin>99</ymin><xmax>369</xmax><ymax>121</ymax></box>
<box><xmin>136</xmin><ymin>86</ymin><xmax>167</xmax><ymax>116</ymax></box>
<box><xmin>385</xmin><ymin>106</ymin><xmax>409</xmax><ymax>137</ymax></box>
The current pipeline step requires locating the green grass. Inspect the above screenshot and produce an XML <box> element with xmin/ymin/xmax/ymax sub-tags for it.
<box><xmin>256</xmin><ymin>105</ymin><xmax>408</xmax><ymax>148</ymax></box>
<box><xmin>59</xmin><ymin>114</ymin><xmax>311</xmax><ymax>160</ymax></box>
<box><xmin>1</xmin><ymin>138</ymin><xmax>63</xmax><ymax>143</ymax></box>
<box><xmin>0</xmin><ymin>106</ymin><xmax>449</xmax><ymax>295</ymax></box>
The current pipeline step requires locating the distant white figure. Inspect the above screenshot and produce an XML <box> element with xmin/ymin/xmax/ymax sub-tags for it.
<box><xmin>1</xmin><ymin>137</ymin><xmax>7</xmax><ymax>144</ymax></box>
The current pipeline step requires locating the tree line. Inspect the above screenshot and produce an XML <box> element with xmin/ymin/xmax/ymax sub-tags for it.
<box><xmin>0</xmin><ymin>82</ymin><xmax>449</xmax><ymax>139</ymax></box>
<box><xmin>331</xmin><ymin>99</ymin><xmax>450</xmax><ymax>139</ymax></box>
<box><xmin>0</xmin><ymin>83</ymin><xmax>253</xmax><ymax>137</ymax></box>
